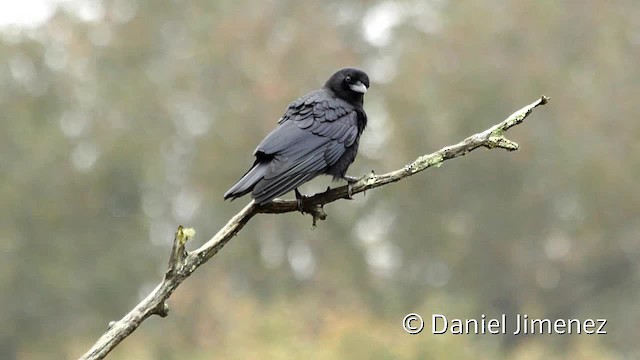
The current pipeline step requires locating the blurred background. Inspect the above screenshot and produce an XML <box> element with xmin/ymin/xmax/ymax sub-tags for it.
<box><xmin>1</xmin><ymin>0</ymin><xmax>639</xmax><ymax>359</ymax></box>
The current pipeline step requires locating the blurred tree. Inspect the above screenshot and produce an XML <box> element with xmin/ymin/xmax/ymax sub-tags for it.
<box><xmin>0</xmin><ymin>0</ymin><xmax>638</xmax><ymax>358</ymax></box>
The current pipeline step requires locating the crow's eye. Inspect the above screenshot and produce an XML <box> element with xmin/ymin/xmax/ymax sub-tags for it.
<box><xmin>345</xmin><ymin>75</ymin><xmax>352</xmax><ymax>83</ymax></box>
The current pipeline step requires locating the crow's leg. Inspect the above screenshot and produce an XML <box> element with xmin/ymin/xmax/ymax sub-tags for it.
<box><xmin>294</xmin><ymin>188</ymin><xmax>305</xmax><ymax>213</ymax></box>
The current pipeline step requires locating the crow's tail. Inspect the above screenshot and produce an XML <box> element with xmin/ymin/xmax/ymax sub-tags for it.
<box><xmin>224</xmin><ymin>162</ymin><xmax>268</xmax><ymax>201</ymax></box>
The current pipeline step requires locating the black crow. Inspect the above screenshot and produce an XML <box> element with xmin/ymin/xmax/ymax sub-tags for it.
<box><xmin>224</xmin><ymin>67</ymin><xmax>370</xmax><ymax>205</ymax></box>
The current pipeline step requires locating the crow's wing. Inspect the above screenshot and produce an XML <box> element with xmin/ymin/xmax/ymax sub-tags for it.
<box><xmin>251</xmin><ymin>90</ymin><xmax>359</xmax><ymax>203</ymax></box>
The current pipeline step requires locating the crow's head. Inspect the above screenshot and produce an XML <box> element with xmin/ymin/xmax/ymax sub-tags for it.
<box><xmin>324</xmin><ymin>68</ymin><xmax>370</xmax><ymax>105</ymax></box>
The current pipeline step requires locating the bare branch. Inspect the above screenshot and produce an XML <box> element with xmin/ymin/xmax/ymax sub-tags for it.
<box><xmin>256</xmin><ymin>95</ymin><xmax>549</xmax><ymax>217</ymax></box>
<box><xmin>78</xmin><ymin>95</ymin><xmax>548</xmax><ymax>360</ymax></box>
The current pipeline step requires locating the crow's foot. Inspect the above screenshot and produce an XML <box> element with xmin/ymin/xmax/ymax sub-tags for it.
<box><xmin>294</xmin><ymin>188</ymin><xmax>306</xmax><ymax>213</ymax></box>
<box><xmin>343</xmin><ymin>175</ymin><xmax>365</xmax><ymax>199</ymax></box>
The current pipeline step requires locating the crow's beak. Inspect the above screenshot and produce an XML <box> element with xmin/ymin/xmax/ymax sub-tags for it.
<box><xmin>349</xmin><ymin>81</ymin><xmax>368</xmax><ymax>94</ymax></box>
